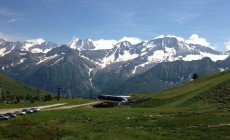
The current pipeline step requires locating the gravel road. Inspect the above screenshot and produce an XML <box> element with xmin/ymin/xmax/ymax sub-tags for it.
<box><xmin>42</xmin><ymin>101</ymin><xmax>101</xmax><ymax>111</ymax></box>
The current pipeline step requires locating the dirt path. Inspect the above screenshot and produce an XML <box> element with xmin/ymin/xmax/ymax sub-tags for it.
<box><xmin>42</xmin><ymin>101</ymin><xmax>101</xmax><ymax>111</ymax></box>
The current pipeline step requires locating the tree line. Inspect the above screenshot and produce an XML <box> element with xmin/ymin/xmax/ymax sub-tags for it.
<box><xmin>0</xmin><ymin>91</ymin><xmax>53</xmax><ymax>104</ymax></box>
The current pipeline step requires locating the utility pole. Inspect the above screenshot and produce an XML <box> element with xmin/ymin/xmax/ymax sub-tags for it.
<box><xmin>57</xmin><ymin>86</ymin><xmax>62</xmax><ymax>101</ymax></box>
<box><xmin>89</xmin><ymin>90</ymin><xmax>93</xmax><ymax>99</ymax></box>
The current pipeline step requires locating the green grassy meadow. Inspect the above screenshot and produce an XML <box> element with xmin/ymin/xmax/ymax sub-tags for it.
<box><xmin>0</xmin><ymin>71</ymin><xmax>230</xmax><ymax>139</ymax></box>
<box><xmin>0</xmin><ymin>107</ymin><xmax>229</xmax><ymax>140</ymax></box>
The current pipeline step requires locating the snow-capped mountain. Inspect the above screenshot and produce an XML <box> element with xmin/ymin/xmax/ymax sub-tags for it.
<box><xmin>0</xmin><ymin>38</ymin><xmax>58</xmax><ymax>56</ymax></box>
<box><xmin>93</xmin><ymin>39</ymin><xmax>117</xmax><ymax>50</ymax></box>
<box><xmin>0</xmin><ymin>36</ymin><xmax>229</xmax><ymax>96</ymax></box>
<box><xmin>66</xmin><ymin>36</ymin><xmax>143</xmax><ymax>51</ymax></box>
<box><xmin>0</xmin><ymin>39</ymin><xmax>21</xmax><ymax>57</ymax></box>
<box><xmin>67</xmin><ymin>37</ymin><xmax>95</xmax><ymax>50</ymax></box>
<box><xmin>73</xmin><ymin>36</ymin><xmax>228</xmax><ymax>74</ymax></box>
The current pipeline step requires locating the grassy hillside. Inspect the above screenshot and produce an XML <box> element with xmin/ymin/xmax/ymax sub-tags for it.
<box><xmin>0</xmin><ymin>73</ymin><xmax>54</xmax><ymax>105</ymax></box>
<box><xmin>0</xmin><ymin>71</ymin><xmax>229</xmax><ymax>139</ymax></box>
<box><xmin>131</xmin><ymin>70</ymin><xmax>230</xmax><ymax>110</ymax></box>
<box><xmin>0</xmin><ymin>73</ymin><xmax>50</xmax><ymax>96</ymax></box>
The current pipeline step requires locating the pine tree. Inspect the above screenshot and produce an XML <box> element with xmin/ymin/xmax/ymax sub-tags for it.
<box><xmin>192</xmin><ymin>73</ymin><xmax>199</xmax><ymax>80</ymax></box>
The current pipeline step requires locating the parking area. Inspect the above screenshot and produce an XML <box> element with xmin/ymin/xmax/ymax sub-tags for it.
<box><xmin>0</xmin><ymin>103</ymin><xmax>67</xmax><ymax>120</ymax></box>
<box><xmin>0</xmin><ymin>102</ymin><xmax>101</xmax><ymax>120</ymax></box>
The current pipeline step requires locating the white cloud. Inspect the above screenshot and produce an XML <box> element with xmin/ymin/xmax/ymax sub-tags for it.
<box><xmin>6</xmin><ymin>18</ymin><xmax>16</xmax><ymax>23</ymax></box>
<box><xmin>119</xmin><ymin>36</ymin><xmax>142</xmax><ymax>45</ymax></box>
<box><xmin>185</xmin><ymin>34</ymin><xmax>216</xmax><ymax>49</ymax></box>
<box><xmin>155</xmin><ymin>34</ymin><xmax>216</xmax><ymax>49</ymax></box>
<box><xmin>225</xmin><ymin>41</ymin><xmax>230</xmax><ymax>51</ymax></box>
<box><xmin>26</xmin><ymin>38</ymin><xmax>45</xmax><ymax>45</ymax></box>
<box><xmin>185</xmin><ymin>34</ymin><xmax>210</xmax><ymax>46</ymax></box>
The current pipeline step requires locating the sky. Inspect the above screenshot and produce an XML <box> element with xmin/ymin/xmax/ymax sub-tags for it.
<box><xmin>0</xmin><ymin>0</ymin><xmax>230</xmax><ymax>51</ymax></box>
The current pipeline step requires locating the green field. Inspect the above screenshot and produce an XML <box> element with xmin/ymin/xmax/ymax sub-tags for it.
<box><xmin>0</xmin><ymin>71</ymin><xmax>230</xmax><ymax>139</ymax></box>
<box><xmin>0</xmin><ymin>73</ymin><xmax>50</xmax><ymax>97</ymax></box>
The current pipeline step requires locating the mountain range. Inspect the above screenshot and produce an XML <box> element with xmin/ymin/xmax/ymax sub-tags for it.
<box><xmin>0</xmin><ymin>36</ymin><xmax>229</xmax><ymax>97</ymax></box>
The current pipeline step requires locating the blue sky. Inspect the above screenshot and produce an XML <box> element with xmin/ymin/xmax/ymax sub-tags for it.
<box><xmin>0</xmin><ymin>0</ymin><xmax>230</xmax><ymax>51</ymax></box>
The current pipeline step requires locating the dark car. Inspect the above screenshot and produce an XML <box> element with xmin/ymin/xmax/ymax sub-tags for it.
<box><xmin>0</xmin><ymin>114</ymin><xmax>10</xmax><ymax>120</ymax></box>
<box><xmin>5</xmin><ymin>113</ymin><xmax>17</xmax><ymax>118</ymax></box>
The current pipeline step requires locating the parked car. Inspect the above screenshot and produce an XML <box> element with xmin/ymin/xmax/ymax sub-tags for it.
<box><xmin>13</xmin><ymin>111</ymin><xmax>26</xmax><ymax>115</ymax></box>
<box><xmin>0</xmin><ymin>114</ymin><xmax>10</xmax><ymax>120</ymax></box>
<box><xmin>22</xmin><ymin>109</ymin><xmax>34</xmax><ymax>113</ymax></box>
<box><xmin>5</xmin><ymin>113</ymin><xmax>17</xmax><ymax>118</ymax></box>
<box><xmin>31</xmin><ymin>108</ymin><xmax>40</xmax><ymax>112</ymax></box>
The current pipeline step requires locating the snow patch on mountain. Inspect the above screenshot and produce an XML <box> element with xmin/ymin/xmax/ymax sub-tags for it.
<box><xmin>93</xmin><ymin>39</ymin><xmax>117</xmax><ymax>50</ymax></box>
<box><xmin>182</xmin><ymin>52</ymin><xmax>229</xmax><ymax>62</ymax></box>
<box><xmin>79</xmin><ymin>52</ymin><xmax>100</xmax><ymax>65</ymax></box>
<box><xmin>117</xmin><ymin>51</ymin><xmax>139</xmax><ymax>61</ymax></box>
<box><xmin>219</xmin><ymin>68</ymin><xmax>228</xmax><ymax>72</ymax></box>
<box><xmin>140</xmin><ymin>51</ymin><xmax>147</xmax><ymax>56</ymax></box>
<box><xmin>18</xmin><ymin>58</ymin><xmax>27</xmax><ymax>65</ymax></box>
<box><xmin>37</xmin><ymin>54</ymin><xmax>58</xmax><ymax>64</ymax></box>
<box><xmin>83</xmin><ymin>63</ymin><xmax>94</xmax><ymax>86</ymax></box>
<box><xmin>165</xmin><ymin>47</ymin><xmax>176</xmax><ymax>55</ymax></box>
<box><xmin>182</xmin><ymin>55</ymin><xmax>203</xmax><ymax>61</ymax></box>
<box><xmin>20</xmin><ymin>52</ymin><xmax>27</xmax><ymax>56</ymax></box>
<box><xmin>26</xmin><ymin>38</ymin><xmax>45</xmax><ymax>45</ymax></box>
<box><xmin>0</xmin><ymin>48</ymin><xmax>6</xmax><ymax>57</ymax></box>
<box><xmin>145</xmin><ymin>43</ymin><xmax>156</xmax><ymax>49</ymax></box>
<box><xmin>199</xmin><ymin>52</ymin><xmax>229</xmax><ymax>62</ymax></box>
<box><xmin>31</xmin><ymin>48</ymin><xmax>52</xmax><ymax>53</ymax></box>
<box><xmin>51</xmin><ymin>57</ymin><xmax>64</xmax><ymax>66</ymax></box>
<box><xmin>0</xmin><ymin>44</ymin><xmax>16</xmax><ymax>57</ymax></box>
<box><xmin>149</xmin><ymin>50</ymin><xmax>165</xmax><ymax>62</ymax></box>
<box><xmin>22</xmin><ymin>43</ymin><xmax>33</xmax><ymax>51</ymax></box>
<box><xmin>101</xmin><ymin>52</ymin><xmax>116</xmax><ymax>68</ymax></box>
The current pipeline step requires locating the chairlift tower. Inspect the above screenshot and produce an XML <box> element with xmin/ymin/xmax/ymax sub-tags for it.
<box><xmin>89</xmin><ymin>90</ymin><xmax>93</xmax><ymax>99</ymax></box>
<box><xmin>57</xmin><ymin>86</ymin><xmax>62</xmax><ymax>101</ymax></box>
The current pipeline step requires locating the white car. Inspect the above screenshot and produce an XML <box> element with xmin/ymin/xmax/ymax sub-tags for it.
<box><xmin>31</xmin><ymin>108</ymin><xmax>40</xmax><ymax>112</ymax></box>
<box><xmin>22</xmin><ymin>109</ymin><xmax>34</xmax><ymax>113</ymax></box>
<box><xmin>13</xmin><ymin>111</ymin><xmax>26</xmax><ymax>115</ymax></box>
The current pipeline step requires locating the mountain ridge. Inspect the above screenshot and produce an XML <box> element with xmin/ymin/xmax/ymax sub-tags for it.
<box><xmin>0</xmin><ymin>36</ymin><xmax>229</xmax><ymax>96</ymax></box>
